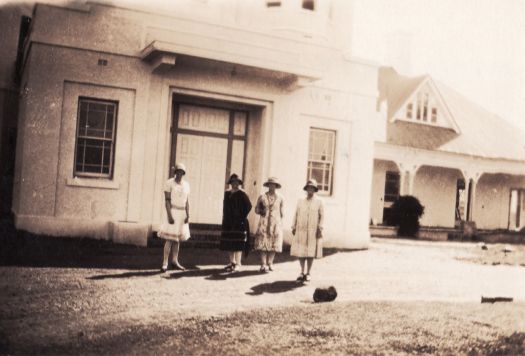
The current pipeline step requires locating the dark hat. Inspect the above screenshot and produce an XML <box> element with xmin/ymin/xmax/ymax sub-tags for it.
<box><xmin>173</xmin><ymin>163</ymin><xmax>186</xmax><ymax>175</ymax></box>
<box><xmin>303</xmin><ymin>179</ymin><xmax>319</xmax><ymax>192</ymax></box>
<box><xmin>227</xmin><ymin>173</ymin><xmax>243</xmax><ymax>185</ymax></box>
<box><xmin>263</xmin><ymin>177</ymin><xmax>281</xmax><ymax>189</ymax></box>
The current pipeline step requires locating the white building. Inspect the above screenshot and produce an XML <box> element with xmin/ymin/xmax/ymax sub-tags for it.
<box><xmin>370</xmin><ymin>67</ymin><xmax>525</xmax><ymax>233</ymax></box>
<box><xmin>6</xmin><ymin>0</ymin><xmax>379</xmax><ymax>248</ymax></box>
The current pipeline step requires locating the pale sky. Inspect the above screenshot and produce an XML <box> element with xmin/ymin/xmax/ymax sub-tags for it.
<box><xmin>352</xmin><ymin>0</ymin><xmax>525</xmax><ymax>132</ymax></box>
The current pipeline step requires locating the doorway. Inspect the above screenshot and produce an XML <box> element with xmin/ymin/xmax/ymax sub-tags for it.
<box><xmin>171</xmin><ymin>100</ymin><xmax>247</xmax><ymax>224</ymax></box>
<box><xmin>509</xmin><ymin>189</ymin><xmax>525</xmax><ymax>231</ymax></box>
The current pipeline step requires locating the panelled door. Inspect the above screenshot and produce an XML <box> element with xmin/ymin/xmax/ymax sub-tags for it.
<box><xmin>171</xmin><ymin>102</ymin><xmax>247</xmax><ymax>224</ymax></box>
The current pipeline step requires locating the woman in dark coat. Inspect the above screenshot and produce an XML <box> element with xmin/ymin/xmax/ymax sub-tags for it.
<box><xmin>220</xmin><ymin>173</ymin><xmax>252</xmax><ymax>272</ymax></box>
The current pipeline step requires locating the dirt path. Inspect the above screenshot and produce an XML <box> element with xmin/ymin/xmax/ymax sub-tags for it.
<box><xmin>1</xmin><ymin>238</ymin><xmax>525</xmax><ymax>354</ymax></box>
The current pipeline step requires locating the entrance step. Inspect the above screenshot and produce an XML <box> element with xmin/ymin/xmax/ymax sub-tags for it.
<box><xmin>148</xmin><ymin>224</ymin><xmax>222</xmax><ymax>248</ymax></box>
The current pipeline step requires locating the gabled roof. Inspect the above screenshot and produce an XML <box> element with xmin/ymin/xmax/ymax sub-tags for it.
<box><xmin>378</xmin><ymin>67</ymin><xmax>525</xmax><ymax>162</ymax></box>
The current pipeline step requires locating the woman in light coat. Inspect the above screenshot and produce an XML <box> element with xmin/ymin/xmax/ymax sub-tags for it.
<box><xmin>254</xmin><ymin>177</ymin><xmax>284</xmax><ymax>272</ymax></box>
<box><xmin>291</xmin><ymin>179</ymin><xmax>324</xmax><ymax>282</ymax></box>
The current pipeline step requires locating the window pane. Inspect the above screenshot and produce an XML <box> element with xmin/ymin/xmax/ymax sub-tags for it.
<box><xmin>86</xmin><ymin>109</ymin><xmax>107</xmax><ymax>138</ymax></box>
<box><xmin>178</xmin><ymin>104</ymin><xmax>229</xmax><ymax>134</ymax></box>
<box><xmin>303</xmin><ymin>0</ymin><xmax>314</xmax><ymax>10</ymax></box>
<box><xmin>307</xmin><ymin>128</ymin><xmax>335</xmax><ymax>193</ymax></box>
<box><xmin>233</xmin><ymin>111</ymin><xmax>246</xmax><ymax>136</ymax></box>
<box><xmin>75</xmin><ymin>98</ymin><xmax>118</xmax><ymax>177</ymax></box>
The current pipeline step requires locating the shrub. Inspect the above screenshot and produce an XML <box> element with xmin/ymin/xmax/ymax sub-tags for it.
<box><xmin>389</xmin><ymin>195</ymin><xmax>425</xmax><ymax>237</ymax></box>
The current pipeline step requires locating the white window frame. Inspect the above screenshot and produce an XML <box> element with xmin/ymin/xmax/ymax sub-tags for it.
<box><xmin>307</xmin><ymin>127</ymin><xmax>336</xmax><ymax>195</ymax></box>
<box><xmin>74</xmin><ymin>97</ymin><xmax>118</xmax><ymax>179</ymax></box>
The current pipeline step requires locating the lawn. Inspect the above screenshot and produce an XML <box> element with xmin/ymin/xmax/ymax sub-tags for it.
<box><xmin>5</xmin><ymin>301</ymin><xmax>524</xmax><ymax>355</ymax></box>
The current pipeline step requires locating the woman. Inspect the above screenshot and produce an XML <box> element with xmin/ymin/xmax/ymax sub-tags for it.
<box><xmin>291</xmin><ymin>179</ymin><xmax>324</xmax><ymax>282</ymax></box>
<box><xmin>220</xmin><ymin>173</ymin><xmax>252</xmax><ymax>272</ymax></box>
<box><xmin>159</xmin><ymin>163</ymin><xmax>190</xmax><ymax>273</ymax></box>
<box><xmin>254</xmin><ymin>177</ymin><xmax>284</xmax><ymax>272</ymax></box>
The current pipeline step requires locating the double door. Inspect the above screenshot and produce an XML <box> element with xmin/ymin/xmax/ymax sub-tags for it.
<box><xmin>171</xmin><ymin>103</ymin><xmax>247</xmax><ymax>224</ymax></box>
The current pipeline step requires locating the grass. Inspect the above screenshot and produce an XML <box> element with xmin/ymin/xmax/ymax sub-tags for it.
<box><xmin>6</xmin><ymin>302</ymin><xmax>524</xmax><ymax>355</ymax></box>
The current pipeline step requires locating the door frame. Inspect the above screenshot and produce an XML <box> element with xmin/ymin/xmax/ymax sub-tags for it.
<box><xmin>170</xmin><ymin>94</ymin><xmax>249</xmax><ymax>187</ymax></box>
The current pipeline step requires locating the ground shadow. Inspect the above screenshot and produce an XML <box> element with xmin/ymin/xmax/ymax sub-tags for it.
<box><xmin>0</xmin><ymin>217</ymin><xmax>346</xmax><ymax>270</ymax></box>
<box><xmin>205</xmin><ymin>270</ymin><xmax>262</xmax><ymax>280</ymax></box>
<box><xmin>246</xmin><ymin>280</ymin><xmax>306</xmax><ymax>295</ymax></box>
<box><xmin>167</xmin><ymin>267</ymin><xmax>224</xmax><ymax>279</ymax></box>
<box><xmin>87</xmin><ymin>270</ymin><xmax>162</xmax><ymax>280</ymax></box>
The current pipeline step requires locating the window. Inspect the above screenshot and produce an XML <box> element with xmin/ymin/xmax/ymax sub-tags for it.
<box><xmin>384</xmin><ymin>171</ymin><xmax>400</xmax><ymax>203</ymax></box>
<box><xmin>74</xmin><ymin>98</ymin><xmax>118</xmax><ymax>178</ymax></box>
<box><xmin>266</xmin><ymin>1</ymin><xmax>281</xmax><ymax>7</ymax></box>
<box><xmin>307</xmin><ymin>128</ymin><xmax>335</xmax><ymax>194</ymax></box>
<box><xmin>302</xmin><ymin>0</ymin><xmax>315</xmax><ymax>10</ymax></box>
<box><xmin>416</xmin><ymin>93</ymin><xmax>422</xmax><ymax>120</ymax></box>
<box><xmin>431</xmin><ymin>107</ymin><xmax>437</xmax><ymax>123</ymax></box>
<box><xmin>406</xmin><ymin>102</ymin><xmax>413</xmax><ymax>119</ymax></box>
<box><xmin>383</xmin><ymin>171</ymin><xmax>400</xmax><ymax>225</ymax></box>
<box><xmin>422</xmin><ymin>93</ymin><xmax>429</xmax><ymax>121</ymax></box>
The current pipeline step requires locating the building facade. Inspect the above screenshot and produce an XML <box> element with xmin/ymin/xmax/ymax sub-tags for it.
<box><xmin>370</xmin><ymin>67</ymin><xmax>525</xmax><ymax>232</ymax></box>
<box><xmin>9</xmin><ymin>0</ymin><xmax>379</xmax><ymax>248</ymax></box>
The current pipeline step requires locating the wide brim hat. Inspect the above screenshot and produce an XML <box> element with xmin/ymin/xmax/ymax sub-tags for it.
<box><xmin>227</xmin><ymin>173</ymin><xmax>243</xmax><ymax>185</ymax></box>
<box><xmin>303</xmin><ymin>179</ymin><xmax>319</xmax><ymax>192</ymax></box>
<box><xmin>263</xmin><ymin>177</ymin><xmax>281</xmax><ymax>189</ymax></box>
<box><xmin>173</xmin><ymin>163</ymin><xmax>186</xmax><ymax>175</ymax></box>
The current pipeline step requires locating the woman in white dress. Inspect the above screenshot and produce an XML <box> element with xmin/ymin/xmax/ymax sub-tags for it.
<box><xmin>291</xmin><ymin>179</ymin><xmax>324</xmax><ymax>282</ymax></box>
<box><xmin>159</xmin><ymin>163</ymin><xmax>190</xmax><ymax>272</ymax></box>
<box><xmin>254</xmin><ymin>177</ymin><xmax>284</xmax><ymax>272</ymax></box>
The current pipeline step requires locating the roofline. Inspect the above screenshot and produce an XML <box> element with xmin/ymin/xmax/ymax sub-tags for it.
<box><xmin>389</xmin><ymin>75</ymin><xmax>461</xmax><ymax>134</ymax></box>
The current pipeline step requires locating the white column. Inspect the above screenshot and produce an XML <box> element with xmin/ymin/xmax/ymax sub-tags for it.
<box><xmin>397</xmin><ymin>162</ymin><xmax>420</xmax><ymax>196</ymax></box>
<box><xmin>462</xmin><ymin>170</ymin><xmax>482</xmax><ymax>222</ymax></box>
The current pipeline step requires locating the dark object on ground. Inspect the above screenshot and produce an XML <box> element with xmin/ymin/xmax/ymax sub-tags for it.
<box><xmin>481</xmin><ymin>296</ymin><xmax>513</xmax><ymax>303</ymax></box>
<box><xmin>313</xmin><ymin>286</ymin><xmax>337</xmax><ymax>303</ymax></box>
<box><xmin>388</xmin><ymin>195</ymin><xmax>425</xmax><ymax>237</ymax></box>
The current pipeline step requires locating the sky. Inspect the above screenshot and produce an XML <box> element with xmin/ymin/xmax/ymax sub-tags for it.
<box><xmin>352</xmin><ymin>0</ymin><xmax>525</xmax><ymax>132</ymax></box>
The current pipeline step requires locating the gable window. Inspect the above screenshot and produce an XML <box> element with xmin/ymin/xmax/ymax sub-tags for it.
<box><xmin>416</xmin><ymin>93</ymin><xmax>422</xmax><ymax>120</ymax></box>
<box><xmin>406</xmin><ymin>103</ymin><xmax>413</xmax><ymax>119</ymax></box>
<box><xmin>74</xmin><ymin>97</ymin><xmax>118</xmax><ymax>178</ymax></box>
<box><xmin>307</xmin><ymin>128</ymin><xmax>335</xmax><ymax>195</ymax></box>
<box><xmin>302</xmin><ymin>0</ymin><xmax>315</xmax><ymax>10</ymax></box>
<box><xmin>422</xmin><ymin>93</ymin><xmax>429</xmax><ymax>121</ymax></box>
<box><xmin>431</xmin><ymin>107</ymin><xmax>437</xmax><ymax>123</ymax></box>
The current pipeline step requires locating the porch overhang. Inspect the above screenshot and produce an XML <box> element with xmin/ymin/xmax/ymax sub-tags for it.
<box><xmin>140</xmin><ymin>40</ymin><xmax>321</xmax><ymax>87</ymax></box>
<box><xmin>374</xmin><ymin>142</ymin><xmax>525</xmax><ymax>176</ymax></box>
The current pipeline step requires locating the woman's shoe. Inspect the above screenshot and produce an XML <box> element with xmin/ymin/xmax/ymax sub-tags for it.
<box><xmin>267</xmin><ymin>264</ymin><xmax>274</xmax><ymax>272</ymax></box>
<box><xmin>160</xmin><ymin>266</ymin><xmax>168</xmax><ymax>273</ymax></box>
<box><xmin>304</xmin><ymin>274</ymin><xmax>311</xmax><ymax>282</ymax></box>
<box><xmin>259</xmin><ymin>265</ymin><xmax>268</xmax><ymax>273</ymax></box>
<box><xmin>224</xmin><ymin>263</ymin><xmax>234</xmax><ymax>272</ymax></box>
<box><xmin>172</xmin><ymin>262</ymin><xmax>186</xmax><ymax>271</ymax></box>
<box><xmin>296</xmin><ymin>273</ymin><xmax>305</xmax><ymax>282</ymax></box>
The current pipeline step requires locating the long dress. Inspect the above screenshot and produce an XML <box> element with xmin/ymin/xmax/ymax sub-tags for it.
<box><xmin>254</xmin><ymin>192</ymin><xmax>284</xmax><ymax>252</ymax></box>
<box><xmin>290</xmin><ymin>196</ymin><xmax>324</xmax><ymax>258</ymax></box>
<box><xmin>219</xmin><ymin>189</ymin><xmax>252</xmax><ymax>251</ymax></box>
<box><xmin>158</xmin><ymin>178</ymin><xmax>190</xmax><ymax>241</ymax></box>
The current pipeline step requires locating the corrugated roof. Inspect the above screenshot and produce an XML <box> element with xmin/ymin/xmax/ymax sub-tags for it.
<box><xmin>379</xmin><ymin>67</ymin><xmax>525</xmax><ymax>162</ymax></box>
